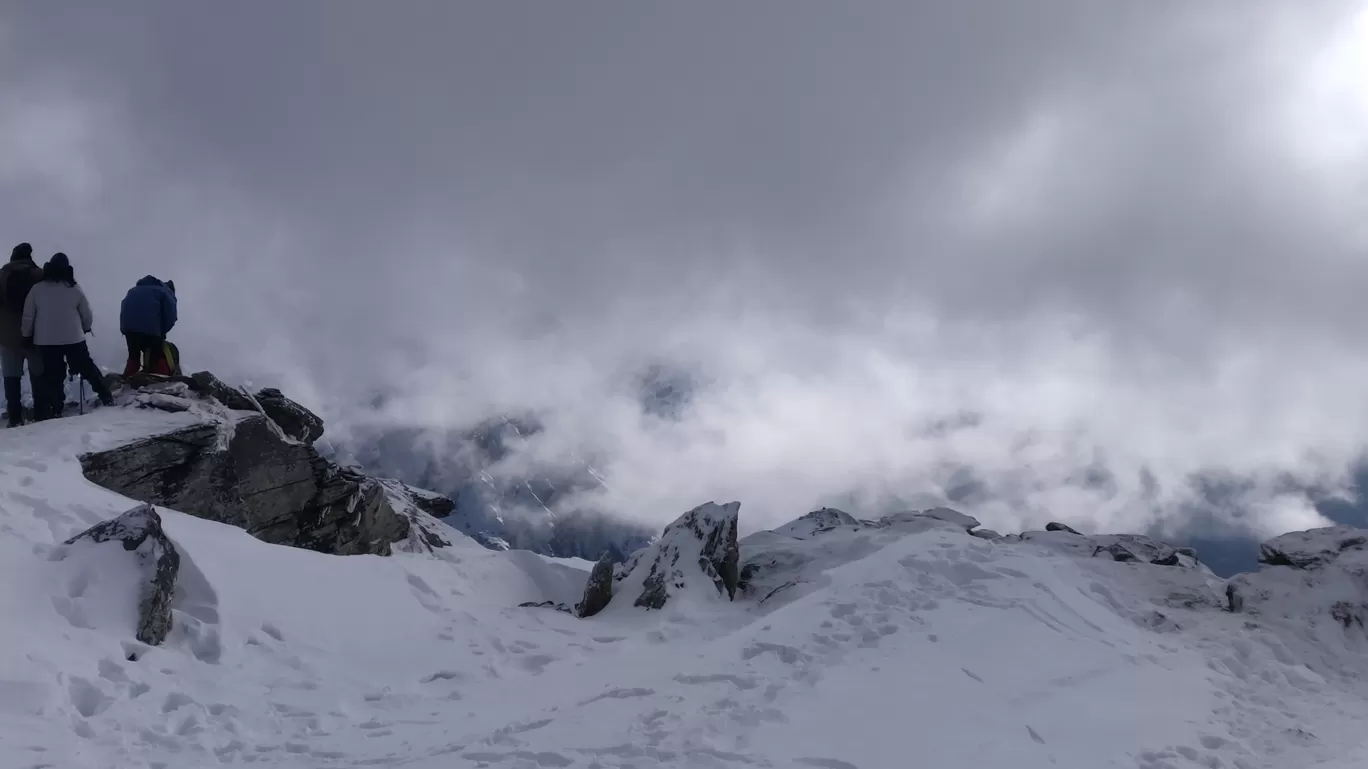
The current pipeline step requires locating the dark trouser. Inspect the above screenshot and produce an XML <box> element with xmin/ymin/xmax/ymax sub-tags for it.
<box><xmin>123</xmin><ymin>332</ymin><xmax>164</xmax><ymax>377</ymax></box>
<box><xmin>38</xmin><ymin>342</ymin><xmax>113</xmax><ymax>419</ymax></box>
<box><xmin>0</xmin><ymin>344</ymin><xmax>43</xmax><ymax>426</ymax></box>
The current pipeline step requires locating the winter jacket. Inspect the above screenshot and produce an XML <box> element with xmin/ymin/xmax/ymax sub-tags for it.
<box><xmin>0</xmin><ymin>258</ymin><xmax>43</xmax><ymax>348</ymax></box>
<box><xmin>119</xmin><ymin>275</ymin><xmax>177</xmax><ymax>337</ymax></box>
<box><xmin>22</xmin><ymin>280</ymin><xmax>94</xmax><ymax>347</ymax></box>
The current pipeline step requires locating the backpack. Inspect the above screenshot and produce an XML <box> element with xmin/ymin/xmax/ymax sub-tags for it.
<box><xmin>145</xmin><ymin>341</ymin><xmax>182</xmax><ymax>377</ymax></box>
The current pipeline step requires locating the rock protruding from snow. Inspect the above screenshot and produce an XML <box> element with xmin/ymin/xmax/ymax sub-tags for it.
<box><xmin>188</xmin><ymin>371</ymin><xmax>257</xmax><ymax>411</ymax></box>
<box><xmin>1258</xmin><ymin>526</ymin><xmax>1367</xmax><ymax>570</ymax></box>
<box><xmin>771</xmin><ymin>507</ymin><xmax>862</xmax><ymax>539</ymax></box>
<box><xmin>1046</xmin><ymin>521</ymin><xmax>1083</xmax><ymax>535</ymax></box>
<box><xmin>914</xmin><ymin>507</ymin><xmax>981</xmax><ymax>532</ymax></box>
<box><xmin>254</xmin><ymin>387</ymin><xmax>325</xmax><ymax>444</ymax></box>
<box><xmin>1227</xmin><ymin>525</ymin><xmax>1368</xmax><ymax>633</ymax></box>
<box><xmin>79</xmin><ymin>372</ymin><xmax>454</xmax><ymax>558</ymax></box>
<box><xmin>1023</xmin><ymin>530</ymin><xmax>1199</xmax><ymax>569</ymax></box>
<box><xmin>576</xmin><ymin>553</ymin><xmax>615</xmax><ymax>618</ymax></box>
<box><xmin>63</xmin><ymin>504</ymin><xmax>180</xmax><ymax>645</ymax></box>
<box><xmin>618</xmin><ymin>501</ymin><xmax>741</xmax><ymax>610</ymax></box>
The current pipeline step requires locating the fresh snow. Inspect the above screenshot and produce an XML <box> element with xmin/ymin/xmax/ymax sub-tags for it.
<box><xmin>2</xmin><ymin>410</ymin><xmax>1368</xmax><ymax>768</ymax></box>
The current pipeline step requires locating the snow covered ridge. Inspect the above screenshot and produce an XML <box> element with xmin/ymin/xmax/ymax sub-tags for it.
<box><xmin>82</xmin><ymin>370</ymin><xmax>457</xmax><ymax>558</ymax></box>
<box><xmin>9</xmin><ymin>393</ymin><xmax>1368</xmax><ymax>766</ymax></box>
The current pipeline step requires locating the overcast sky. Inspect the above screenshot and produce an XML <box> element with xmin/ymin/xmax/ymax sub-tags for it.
<box><xmin>3</xmin><ymin>1</ymin><xmax>1368</xmax><ymax>537</ymax></box>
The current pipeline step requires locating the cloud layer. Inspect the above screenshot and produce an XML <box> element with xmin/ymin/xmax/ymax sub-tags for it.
<box><xmin>3</xmin><ymin>2</ymin><xmax>1368</xmax><ymax>537</ymax></box>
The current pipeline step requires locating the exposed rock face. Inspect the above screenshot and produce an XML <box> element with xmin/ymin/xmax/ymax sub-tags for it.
<box><xmin>63</xmin><ymin>505</ymin><xmax>180</xmax><ymax>645</ymax></box>
<box><xmin>79</xmin><ymin>373</ymin><xmax>452</xmax><ymax>557</ymax></box>
<box><xmin>1046</xmin><ymin>521</ymin><xmax>1083</xmax><ymax>535</ymax></box>
<box><xmin>254</xmin><ymin>387</ymin><xmax>325</xmax><ymax>444</ymax></box>
<box><xmin>614</xmin><ymin>501</ymin><xmax>741</xmax><ymax>610</ymax></box>
<box><xmin>576</xmin><ymin>553</ymin><xmax>616</xmax><ymax>618</ymax></box>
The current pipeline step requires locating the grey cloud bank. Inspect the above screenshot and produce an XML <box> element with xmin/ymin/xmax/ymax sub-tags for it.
<box><xmin>3</xmin><ymin>1</ymin><xmax>1368</xmax><ymax>541</ymax></box>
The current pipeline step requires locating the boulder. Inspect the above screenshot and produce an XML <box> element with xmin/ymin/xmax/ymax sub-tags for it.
<box><xmin>188</xmin><ymin>371</ymin><xmax>257</xmax><ymax>412</ymax></box>
<box><xmin>63</xmin><ymin>505</ymin><xmax>180</xmax><ymax>646</ymax></box>
<box><xmin>1046</xmin><ymin>521</ymin><xmax>1083</xmax><ymax>535</ymax></box>
<box><xmin>254</xmin><ymin>388</ymin><xmax>325</xmax><ymax>444</ymax></box>
<box><xmin>576</xmin><ymin>552</ymin><xmax>616</xmax><ymax>618</ymax></box>
<box><xmin>618</xmin><ymin>501</ymin><xmax>741</xmax><ymax>610</ymax></box>
<box><xmin>79</xmin><ymin>374</ymin><xmax>455</xmax><ymax>557</ymax></box>
<box><xmin>406</xmin><ymin>487</ymin><xmax>456</xmax><ymax>520</ymax></box>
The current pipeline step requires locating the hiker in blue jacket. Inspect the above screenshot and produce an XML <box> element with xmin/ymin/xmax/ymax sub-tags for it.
<box><xmin>119</xmin><ymin>275</ymin><xmax>178</xmax><ymax>377</ymax></box>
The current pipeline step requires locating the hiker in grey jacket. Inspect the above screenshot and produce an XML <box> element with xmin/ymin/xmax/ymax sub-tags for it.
<box><xmin>20</xmin><ymin>253</ymin><xmax>113</xmax><ymax>419</ymax></box>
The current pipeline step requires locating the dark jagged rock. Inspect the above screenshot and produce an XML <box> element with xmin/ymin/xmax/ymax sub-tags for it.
<box><xmin>405</xmin><ymin>488</ymin><xmax>455</xmax><ymax>520</ymax></box>
<box><xmin>64</xmin><ymin>505</ymin><xmax>180</xmax><ymax>645</ymax></box>
<box><xmin>519</xmin><ymin>600</ymin><xmax>574</xmax><ymax>614</ymax></box>
<box><xmin>254</xmin><ymin>387</ymin><xmax>325</xmax><ymax>444</ymax></box>
<box><xmin>1150</xmin><ymin>551</ymin><xmax>1181</xmax><ymax>567</ymax></box>
<box><xmin>79</xmin><ymin>373</ymin><xmax>454</xmax><ymax>557</ymax></box>
<box><xmin>618</xmin><ymin>501</ymin><xmax>741</xmax><ymax>610</ymax></box>
<box><xmin>1093</xmin><ymin>542</ymin><xmax>1140</xmax><ymax>562</ymax></box>
<box><xmin>576</xmin><ymin>553</ymin><xmax>616</xmax><ymax>618</ymax></box>
<box><xmin>1330</xmin><ymin>601</ymin><xmax>1366</xmax><ymax>629</ymax></box>
<box><xmin>188</xmin><ymin>371</ymin><xmax>257</xmax><ymax>411</ymax></box>
<box><xmin>1225</xmin><ymin>584</ymin><xmax>1244</xmax><ymax>613</ymax></box>
<box><xmin>1046</xmin><ymin>521</ymin><xmax>1083</xmax><ymax>535</ymax></box>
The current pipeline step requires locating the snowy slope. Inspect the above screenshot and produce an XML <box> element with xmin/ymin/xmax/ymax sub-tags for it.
<box><xmin>3</xmin><ymin>409</ymin><xmax>1368</xmax><ymax>768</ymax></box>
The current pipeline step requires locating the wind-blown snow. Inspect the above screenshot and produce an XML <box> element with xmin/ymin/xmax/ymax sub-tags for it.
<box><xmin>2</xmin><ymin>408</ymin><xmax>1368</xmax><ymax>768</ymax></box>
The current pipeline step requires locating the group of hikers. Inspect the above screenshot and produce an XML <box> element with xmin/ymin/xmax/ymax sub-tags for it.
<box><xmin>0</xmin><ymin>243</ymin><xmax>180</xmax><ymax>427</ymax></box>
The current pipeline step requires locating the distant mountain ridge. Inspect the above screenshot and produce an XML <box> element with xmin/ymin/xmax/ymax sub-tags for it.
<box><xmin>328</xmin><ymin>414</ymin><xmax>654</xmax><ymax>562</ymax></box>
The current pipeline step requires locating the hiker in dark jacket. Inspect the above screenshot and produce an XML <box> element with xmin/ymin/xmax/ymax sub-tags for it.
<box><xmin>0</xmin><ymin>244</ymin><xmax>47</xmax><ymax>426</ymax></box>
<box><xmin>21</xmin><ymin>253</ymin><xmax>114</xmax><ymax>418</ymax></box>
<box><xmin>119</xmin><ymin>275</ymin><xmax>178</xmax><ymax>377</ymax></box>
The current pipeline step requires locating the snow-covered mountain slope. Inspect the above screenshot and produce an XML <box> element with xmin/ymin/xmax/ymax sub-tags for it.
<box><xmin>3</xmin><ymin>407</ymin><xmax>1368</xmax><ymax>768</ymax></box>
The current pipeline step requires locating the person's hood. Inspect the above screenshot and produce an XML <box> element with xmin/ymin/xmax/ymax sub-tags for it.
<box><xmin>135</xmin><ymin>275</ymin><xmax>163</xmax><ymax>287</ymax></box>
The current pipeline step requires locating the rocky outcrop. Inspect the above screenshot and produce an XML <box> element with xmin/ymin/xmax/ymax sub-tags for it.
<box><xmin>609</xmin><ymin>501</ymin><xmax>741</xmax><ymax>611</ymax></box>
<box><xmin>63</xmin><ymin>505</ymin><xmax>180</xmax><ymax>645</ymax></box>
<box><xmin>1046</xmin><ymin>521</ymin><xmax>1083</xmax><ymax>535</ymax></box>
<box><xmin>254</xmin><ymin>388</ymin><xmax>325</xmax><ymax>444</ymax></box>
<box><xmin>1257</xmin><ymin>526</ymin><xmax>1366</xmax><ymax>570</ymax></box>
<box><xmin>1022</xmin><ymin>529</ymin><xmax>1200</xmax><ymax>569</ymax></box>
<box><xmin>771</xmin><ymin>507</ymin><xmax>863</xmax><ymax>539</ymax></box>
<box><xmin>576</xmin><ymin>553</ymin><xmax>616</xmax><ymax>618</ymax></box>
<box><xmin>81</xmin><ymin>372</ymin><xmax>452</xmax><ymax>557</ymax></box>
<box><xmin>1227</xmin><ymin>526</ymin><xmax>1368</xmax><ymax>633</ymax></box>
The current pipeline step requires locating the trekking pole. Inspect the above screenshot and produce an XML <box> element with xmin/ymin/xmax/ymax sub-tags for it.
<box><xmin>79</xmin><ymin>378</ymin><xmax>85</xmax><ymax>415</ymax></box>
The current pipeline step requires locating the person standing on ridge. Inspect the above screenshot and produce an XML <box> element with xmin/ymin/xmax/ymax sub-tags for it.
<box><xmin>119</xmin><ymin>275</ymin><xmax>177</xmax><ymax>377</ymax></box>
<box><xmin>21</xmin><ymin>252</ymin><xmax>115</xmax><ymax>418</ymax></box>
<box><xmin>0</xmin><ymin>243</ymin><xmax>47</xmax><ymax>426</ymax></box>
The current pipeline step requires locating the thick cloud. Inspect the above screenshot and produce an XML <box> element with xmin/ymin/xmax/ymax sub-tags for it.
<box><xmin>3</xmin><ymin>2</ymin><xmax>1368</xmax><ymax>538</ymax></box>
